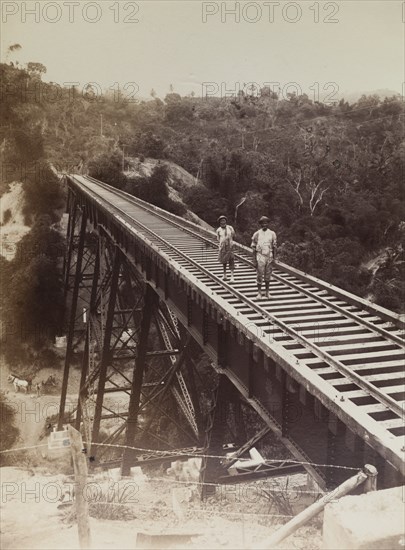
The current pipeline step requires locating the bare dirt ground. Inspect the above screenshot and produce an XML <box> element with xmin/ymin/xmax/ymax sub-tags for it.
<box><xmin>1</xmin><ymin>347</ymin><xmax>322</xmax><ymax>550</ymax></box>
<box><xmin>1</xmin><ymin>361</ymin><xmax>322</xmax><ymax>550</ymax></box>
<box><xmin>0</xmin><ymin>464</ymin><xmax>322</xmax><ymax>550</ymax></box>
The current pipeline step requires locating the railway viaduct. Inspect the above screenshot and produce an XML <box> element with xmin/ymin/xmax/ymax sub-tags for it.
<box><xmin>58</xmin><ymin>174</ymin><xmax>405</xmax><ymax>490</ymax></box>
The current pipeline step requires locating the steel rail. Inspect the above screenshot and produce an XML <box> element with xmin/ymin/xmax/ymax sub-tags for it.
<box><xmin>70</xmin><ymin>176</ymin><xmax>404</xmax><ymax>419</ymax></box>
<box><xmin>84</xmin><ymin>175</ymin><xmax>404</xmax><ymax>347</ymax></box>
<box><xmin>83</xmin><ymin>172</ymin><xmax>404</xmax><ymax>336</ymax></box>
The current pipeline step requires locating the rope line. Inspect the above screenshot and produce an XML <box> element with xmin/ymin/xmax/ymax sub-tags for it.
<box><xmin>89</xmin><ymin>441</ymin><xmax>359</xmax><ymax>471</ymax></box>
<box><xmin>0</xmin><ymin>440</ymin><xmax>359</xmax><ymax>471</ymax></box>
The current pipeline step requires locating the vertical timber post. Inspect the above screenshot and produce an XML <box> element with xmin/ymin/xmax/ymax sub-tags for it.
<box><xmin>58</xmin><ymin>208</ymin><xmax>87</xmax><ymax>430</ymax></box>
<box><xmin>363</xmin><ymin>464</ymin><xmax>378</xmax><ymax>492</ymax></box>
<box><xmin>68</xmin><ymin>425</ymin><xmax>91</xmax><ymax>549</ymax></box>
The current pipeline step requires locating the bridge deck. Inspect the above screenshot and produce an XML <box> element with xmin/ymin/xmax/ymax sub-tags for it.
<box><xmin>68</xmin><ymin>175</ymin><xmax>405</xmax><ymax>476</ymax></box>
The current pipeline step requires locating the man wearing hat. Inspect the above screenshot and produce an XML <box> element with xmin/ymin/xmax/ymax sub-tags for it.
<box><xmin>251</xmin><ymin>216</ymin><xmax>277</xmax><ymax>299</ymax></box>
<box><xmin>216</xmin><ymin>215</ymin><xmax>236</xmax><ymax>282</ymax></box>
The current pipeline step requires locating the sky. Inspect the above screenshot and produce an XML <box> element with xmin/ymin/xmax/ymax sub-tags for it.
<box><xmin>1</xmin><ymin>0</ymin><xmax>404</xmax><ymax>99</ymax></box>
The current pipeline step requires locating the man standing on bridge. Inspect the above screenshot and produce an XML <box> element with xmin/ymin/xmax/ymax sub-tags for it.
<box><xmin>251</xmin><ymin>216</ymin><xmax>277</xmax><ymax>299</ymax></box>
<box><xmin>216</xmin><ymin>215</ymin><xmax>236</xmax><ymax>282</ymax></box>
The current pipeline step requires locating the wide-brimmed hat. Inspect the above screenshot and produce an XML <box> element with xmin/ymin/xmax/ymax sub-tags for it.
<box><xmin>259</xmin><ymin>216</ymin><xmax>270</xmax><ymax>223</ymax></box>
<box><xmin>217</xmin><ymin>215</ymin><xmax>227</xmax><ymax>223</ymax></box>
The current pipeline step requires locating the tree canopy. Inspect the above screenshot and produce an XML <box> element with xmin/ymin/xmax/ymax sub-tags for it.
<box><xmin>1</xmin><ymin>60</ymin><xmax>404</xmax><ymax>311</ymax></box>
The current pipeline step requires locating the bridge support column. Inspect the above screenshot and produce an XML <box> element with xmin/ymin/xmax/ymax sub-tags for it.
<box><xmin>63</xmin><ymin>194</ymin><xmax>78</xmax><ymax>298</ymax></box>
<box><xmin>92</xmin><ymin>246</ymin><xmax>122</xmax><ymax>445</ymax></box>
<box><xmin>76</xmin><ymin>247</ymin><xmax>100</xmax><ymax>431</ymax></box>
<box><xmin>121</xmin><ymin>285</ymin><xmax>158</xmax><ymax>476</ymax></box>
<box><xmin>58</xmin><ymin>208</ymin><xmax>88</xmax><ymax>430</ymax></box>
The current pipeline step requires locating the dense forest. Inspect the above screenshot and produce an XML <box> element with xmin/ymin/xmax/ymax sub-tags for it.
<box><xmin>1</xmin><ymin>58</ymin><xmax>404</xmax><ymax>336</ymax></box>
<box><xmin>0</xmin><ymin>61</ymin><xmax>65</xmax><ymax>365</ymax></box>
<box><xmin>51</xmin><ymin>75</ymin><xmax>404</xmax><ymax>311</ymax></box>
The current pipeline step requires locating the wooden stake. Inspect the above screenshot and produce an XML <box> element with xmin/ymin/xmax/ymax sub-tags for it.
<box><xmin>363</xmin><ymin>464</ymin><xmax>378</xmax><ymax>492</ymax></box>
<box><xmin>258</xmin><ymin>468</ymin><xmax>369</xmax><ymax>549</ymax></box>
<box><xmin>68</xmin><ymin>425</ymin><xmax>92</xmax><ymax>549</ymax></box>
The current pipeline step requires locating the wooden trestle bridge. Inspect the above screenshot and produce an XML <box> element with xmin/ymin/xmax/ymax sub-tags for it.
<box><xmin>58</xmin><ymin>175</ymin><xmax>405</xmax><ymax>490</ymax></box>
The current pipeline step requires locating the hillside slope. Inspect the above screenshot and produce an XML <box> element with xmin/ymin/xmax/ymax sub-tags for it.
<box><xmin>126</xmin><ymin>157</ymin><xmax>213</xmax><ymax>230</ymax></box>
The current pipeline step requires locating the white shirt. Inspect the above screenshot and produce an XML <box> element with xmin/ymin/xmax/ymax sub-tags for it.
<box><xmin>216</xmin><ymin>225</ymin><xmax>235</xmax><ymax>244</ymax></box>
<box><xmin>251</xmin><ymin>228</ymin><xmax>277</xmax><ymax>257</ymax></box>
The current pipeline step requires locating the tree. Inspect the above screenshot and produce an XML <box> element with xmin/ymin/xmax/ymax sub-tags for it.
<box><xmin>3</xmin><ymin>57</ymin><xmax>401</xmax><ymax>312</ymax></box>
<box><xmin>165</xmin><ymin>92</ymin><xmax>182</xmax><ymax>104</ymax></box>
<box><xmin>23</xmin><ymin>164</ymin><xmax>64</xmax><ymax>223</ymax></box>
<box><xmin>6</xmin><ymin>43</ymin><xmax>21</xmax><ymax>65</ymax></box>
<box><xmin>88</xmin><ymin>150</ymin><xmax>127</xmax><ymax>189</ymax></box>
<box><xmin>127</xmin><ymin>164</ymin><xmax>186</xmax><ymax>215</ymax></box>
<box><xmin>8</xmin><ymin>43</ymin><xmax>21</xmax><ymax>52</ymax></box>
<box><xmin>26</xmin><ymin>61</ymin><xmax>47</xmax><ymax>78</ymax></box>
<box><xmin>5</xmin><ymin>254</ymin><xmax>63</xmax><ymax>346</ymax></box>
<box><xmin>183</xmin><ymin>184</ymin><xmax>228</xmax><ymax>226</ymax></box>
<box><xmin>285</xmin><ymin>125</ymin><xmax>337</xmax><ymax>216</ymax></box>
<box><xmin>1</xmin><ymin>219</ymin><xmax>65</xmax><ymax>358</ymax></box>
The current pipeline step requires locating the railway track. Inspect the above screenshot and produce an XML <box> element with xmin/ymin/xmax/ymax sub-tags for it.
<box><xmin>69</xmin><ymin>174</ymin><xmax>405</xmax><ymax>469</ymax></box>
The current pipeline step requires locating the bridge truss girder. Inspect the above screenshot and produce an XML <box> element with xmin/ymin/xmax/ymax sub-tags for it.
<box><xmin>58</xmin><ymin>198</ymin><xmax>208</xmax><ymax>475</ymax></box>
<box><xmin>59</xmin><ymin>182</ymin><xmax>403</xmax><ymax>491</ymax></box>
<box><xmin>59</xmin><ymin>196</ymin><xmax>298</xmax><ymax>485</ymax></box>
